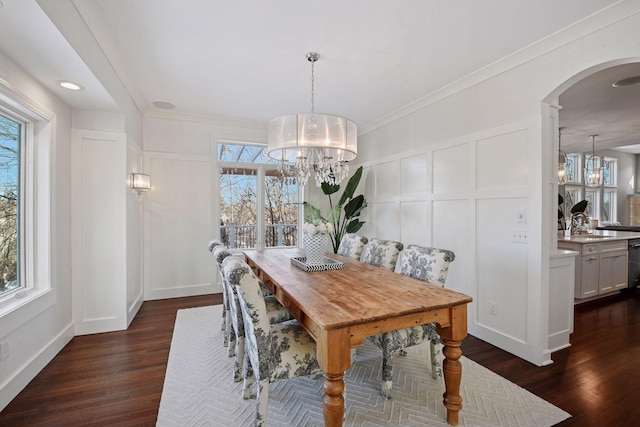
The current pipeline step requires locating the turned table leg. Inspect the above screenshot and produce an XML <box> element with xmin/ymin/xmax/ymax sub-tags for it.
<box><xmin>442</xmin><ymin>339</ymin><xmax>463</xmax><ymax>425</ymax></box>
<box><xmin>322</xmin><ymin>372</ymin><xmax>345</xmax><ymax>426</ymax></box>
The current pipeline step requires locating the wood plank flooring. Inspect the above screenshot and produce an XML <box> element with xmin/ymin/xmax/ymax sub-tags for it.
<box><xmin>0</xmin><ymin>289</ymin><xmax>638</xmax><ymax>426</ymax></box>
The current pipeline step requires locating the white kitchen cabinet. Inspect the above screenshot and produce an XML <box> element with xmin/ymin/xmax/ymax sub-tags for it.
<box><xmin>558</xmin><ymin>239</ymin><xmax>628</xmax><ymax>300</ymax></box>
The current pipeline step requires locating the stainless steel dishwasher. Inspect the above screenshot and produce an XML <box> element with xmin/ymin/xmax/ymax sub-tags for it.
<box><xmin>628</xmin><ymin>239</ymin><xmax>640</xmax><ymax>288</ymax></box>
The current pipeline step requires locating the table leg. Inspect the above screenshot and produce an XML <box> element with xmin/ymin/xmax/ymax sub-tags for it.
<box><xmin>441</xmin><ymin>338</ymin><xmax>463</xmax><ymax>426</ymax></box>
<box><xmin>322</xmin><ymin>372</ymin><xmax>345</xmax><ymax>426</ymax></box>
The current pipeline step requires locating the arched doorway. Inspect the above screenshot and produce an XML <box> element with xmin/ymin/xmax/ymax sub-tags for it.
<box><xmin>543</xmin><ymin>59</ymin><xmax>640</xmax><ymax>250</ymax></box>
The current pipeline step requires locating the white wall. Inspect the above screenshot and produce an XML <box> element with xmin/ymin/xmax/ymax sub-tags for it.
<box><xmin>0</xmin><ymin>51</ymin><xmax>74</xmax><ymax>411</ymax></box>
<box><xmin>142</xmin><ymin>113</ymin><xmax>267</xmax><ymax>299</ymax></box>
<box><xmin>71</xmin><ymin>128</ymin><xmax>144</xmax><ymax>334</ymax></box>
<box><xmin>356</xmin><ymin>3</ymin><xmax>640</xmax><ymax>365</ymax></box>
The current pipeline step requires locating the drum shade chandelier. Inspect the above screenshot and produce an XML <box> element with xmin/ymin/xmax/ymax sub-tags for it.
<box><xmin>584</xmin><ymin>134</ymin><xmax>603</xmax><ymax>187</ymax></box>
<box><xmin>267</xmin><ymin>52</ymin><xmax>357</xmax><ymax>187</ymax></box>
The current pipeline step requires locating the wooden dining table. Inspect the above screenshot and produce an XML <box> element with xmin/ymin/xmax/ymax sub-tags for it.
<box><xmin>243</xmin><ymin>248</ymin><xmax>473</xmax><ymax>427</ymax></box>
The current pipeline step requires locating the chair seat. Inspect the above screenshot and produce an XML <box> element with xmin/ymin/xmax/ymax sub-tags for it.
<box><xmin>368</xmin><ymin>323</ymin><xmax>438</xmax><ymax>353</ymax></box>
<box><xmin>264</xmin><ymin>296</ymin><xmax>293</xmax><ymax>324</ymax></box>
<box><xmin>266</xmin><ymin>320</ymin><xmax>321</xmax><ymax>381</ymax></box>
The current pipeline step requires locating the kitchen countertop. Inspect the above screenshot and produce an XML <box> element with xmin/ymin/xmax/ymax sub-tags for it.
<box><xmin>558</xmin><ymin>230</ymin><xmax>640</xmax><ymax>243</ymax></box>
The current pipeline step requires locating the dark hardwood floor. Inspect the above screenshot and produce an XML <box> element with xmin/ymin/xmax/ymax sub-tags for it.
<box><xmin>0</xmin><ymin>289</ymin><xmax>638</xmax><ymax>426</ymax></box>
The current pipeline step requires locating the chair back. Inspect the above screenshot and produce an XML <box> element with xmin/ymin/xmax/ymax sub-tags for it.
<box><xmin>212</xmin><ymin>245</ymin><xmax>232</xmax><ymax>267</ymax></box>
<box><xmin>337</xmin><ymin>234</ymin><xmax>368</xmax><ymax>260</ymax></box>
<box><xmin>222</xmin><ymin>256</ymin><xmax>253</xmax><ymax>337</ymax></box>
<box><xmin>233</xmin><ymin>262</ymin><xmax>272</xmax><ymax>380</ymax></box>
<box><xmin>360</xmin><ymin>238</ymin><xmax>404</xmax><ymax>270</ymax></box>
<box><xmin>208</xmin><ymin>238</ymin><xmax>223</xmax><ymax>252</ymax></box>
<box><xmin>395</xmin><ymin>245</ymin><xmax>455</xmax><ymax>286</ymax></box>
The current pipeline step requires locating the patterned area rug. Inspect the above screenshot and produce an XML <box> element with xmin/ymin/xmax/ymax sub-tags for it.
<box><xmin>157</xmin><ymin>305</ymin><xmax>570</xmax><ymax>427</ymax></box>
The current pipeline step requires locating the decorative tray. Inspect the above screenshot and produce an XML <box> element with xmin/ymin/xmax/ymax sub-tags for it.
<box><xmin>291</xmin><ymin>256</ymin><xmax>344</xmax><ymax>272</ymax></box>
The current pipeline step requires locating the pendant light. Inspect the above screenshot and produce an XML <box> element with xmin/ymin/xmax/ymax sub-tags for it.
<box><xmin>558</xmin><ymin>128</ymin><xmax>567</xmax><ymax>185</ymax></box>
<box><xmin>267</xmin><ymin>52</ymin><xmax>357</xmax><ymax>187</ymax></box>
<box><xmin>584</xmin><ymin>134</ymin><xmax>603</xmax><ymax>187</ymax></box>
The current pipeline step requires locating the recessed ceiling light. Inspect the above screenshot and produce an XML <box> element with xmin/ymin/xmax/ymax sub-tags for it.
<box><xmin>58</xmin><ymin>81</ymin><xmax>84</xmax><ymax>91</ymax></box>
<box><xmin>612</xmin><ymin>76</ymin><xmax>640</xmax><ymax>87</ymax></box>
<box><xmin>153</xmin><ymin>101</ymin><xmax>176</xmax><ymax>110</ymax></box>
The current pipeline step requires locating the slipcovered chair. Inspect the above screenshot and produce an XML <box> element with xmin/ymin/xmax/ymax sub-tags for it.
<box><xmin>222</xmin><ymin>256</ymin><xmax>294</xmax><ymax>385</ymax></box>
<box><xmin>368</xmin><ymin>245</ymin><xmax>456</xmax><ymax>399</ymax></box>
<box><xmin>212</xmin><ymin>245</ymin><xmax>233</xmax><ymax>347</ymax></box>
<box><xmin>208</xmin><ymin>238</ymin><xmax>223</xmax><ymax>252</ymax></box>
<box><xmin>337</xmin><ymin>234</ymin><xmax>368</xmax><ymax>260</ymax></box>
<box><xmin>359</xmin><ymin>238</ymin><xmax>404</xmax><ymax>271</ymax></box>
<box><xmin>234</xmin><ymin>261</ymin><xmax>321</xmax><ymax>427</ymax></box>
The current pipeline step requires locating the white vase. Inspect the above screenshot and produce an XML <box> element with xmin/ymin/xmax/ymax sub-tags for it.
<box><xmin>303</xmin><ymin>233</ymin><xmax>328</xmax><ymax>265</ymax></box>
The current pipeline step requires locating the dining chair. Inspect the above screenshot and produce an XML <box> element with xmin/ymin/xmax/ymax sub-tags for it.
<box><xmin>233</xmin><ymin>260</ymin><xmax>321</xmax><ymax>427</ymax></box>
<box><xmin>368</xmin><ymin>245</ymin><xmax>456</xmax><ymax>399</ymax></box>
<box><xmin>359</xmin><ymin>238</ymin><xmax>404</xmax><ymax>270</ymax></box>
<box><xmin>208</xmin><ymin>238</ymin><xmax>223</xmax><ymax>252</ymax></box>
<box><xmin>337</xmin><ymin>233</ymin><xmax>368</xmax><ymax>260</ymax></box>
<box><xmin>212</xmin><ymin>245</ymin><xmax>233</xmax><ymax>347</ymax></box>
<box><xmin>221</xmin><ymin>256</ymin><xmax>294</xmax><ymax>385</ymax></box>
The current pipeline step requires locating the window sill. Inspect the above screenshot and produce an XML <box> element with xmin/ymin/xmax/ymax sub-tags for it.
<box><xmin>0</xmin><ymin>288</ymin><xmax>55</xmax><ymax>337</ymax></box>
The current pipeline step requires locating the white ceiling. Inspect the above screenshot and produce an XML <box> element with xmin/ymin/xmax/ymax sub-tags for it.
<box><xmin>1</xmin><ymin>0</ymin><xmax>638</xmax><ymax>153</ymax></box>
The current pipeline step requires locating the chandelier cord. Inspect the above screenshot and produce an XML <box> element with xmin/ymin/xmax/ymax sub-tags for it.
<box><xmin>309</xmin><ymin>54</ymin><xmax>316</xmax><ymax>113</ymax></box>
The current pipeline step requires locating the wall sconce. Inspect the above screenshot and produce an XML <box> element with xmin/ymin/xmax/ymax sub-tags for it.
<box><xmin>130</xmin><ymin>173</ymin><xmax>151</xmax><ymax>199</ymax></box>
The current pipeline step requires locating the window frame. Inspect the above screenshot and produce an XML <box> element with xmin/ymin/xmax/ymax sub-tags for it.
<box><xmin>216</xmin><ymin>141</ymin><xmax>303</xmax><ymax>251</ymax></box>
<box><xmin>0</xmin><ymin>79</ymin><xmax>54</xmax><ymax>332</ymax></box>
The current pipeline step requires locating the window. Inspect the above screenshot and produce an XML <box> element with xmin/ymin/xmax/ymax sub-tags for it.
<box><xmin>0</xmin><ymin>112</ymin><xmax>22</xmax><ymax>297</ymax></box>
<box><xmin>603</xmin><ymin>157</ymin><xmax>617</xmax><ymax>187</ymax></box>
<box><xmin>218</xmin><ymin>142</ymin><xmax>300</xmax><ymax>249</ymax></box>
<box><xmin>562</xmin><ymin>153</ymin><xmax>619</xmax><ymax>223</ymax></box>
<box><xmin>564</xmin><ymin>153</ymin><xmax>581</xmax><ymax>184</ymax></box>
<box><xmin>603</xmin><ymin>189</ymin><xmax>617</xmax><ymax>222</ymax></box>
<box><xmin>584</xmin><ymin>189</ymin><xmax>598</xmax><ymax>220</ymax></box>
<box><xmin>0</xmin><ymin>81</ymin><xmax>54</xmax><ymax>324</ymax></box>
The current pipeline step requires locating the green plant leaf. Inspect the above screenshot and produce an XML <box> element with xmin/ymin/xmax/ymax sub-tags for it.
<box><xmin>338</xmin><ymin>166</ymin><xmax>363</xmax><ymax>206</ymax></box>
<box><xmin>571</xmin><ymin>199</ymin><xmax>588</xmax><ymax>214</ymax></box>
<box><xmin>321</xmin><ymin>181</ymin><xmax>340</xmax><ymax>196</ymax></box>
<box><xmin>346</xmin><ymin>219</ymin><xmax>364</xmax><ymax>233</ymax></box>
<box><xmin>344</xmin><ymin>195</ymin><xmax>365</xmax><ymax>218</ymax></box>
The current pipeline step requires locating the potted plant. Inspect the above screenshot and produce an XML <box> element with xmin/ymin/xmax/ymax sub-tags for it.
<box><xmin>558</xmin><ymin>193</ymin><xmax>588</xmax><ymax>234</ymax></box>
<box><xmin>304</xmin><ymin>166</ymin><xmax>368</xmax><ymax>253</ymax></box>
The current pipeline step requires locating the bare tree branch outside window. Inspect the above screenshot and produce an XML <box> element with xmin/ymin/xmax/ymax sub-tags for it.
<box><xmin>0</xmin><ymin>114</ymin><xmax>19</xmax><ymax>293</ymax></box>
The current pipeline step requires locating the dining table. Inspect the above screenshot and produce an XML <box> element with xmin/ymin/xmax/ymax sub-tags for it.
<box><xmin>243</xmin><ymin>247</ymin><xmax>473</xmax><ymax>427</ymax></box>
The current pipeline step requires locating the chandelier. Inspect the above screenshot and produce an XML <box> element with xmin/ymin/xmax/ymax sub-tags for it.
<box><xmin>584</xmin><ymin>134</ymin><xmax>603</xmax><ymax>187</ymax></box>
<box><xmin>267</xmin><ymin>52</ymin><xmax>357</xmax><ymax>187</ymax></box>
<box><xmin>558</xmin><ymin>128</ymin><xmax>567</xmax><ymax>185</ymax></box>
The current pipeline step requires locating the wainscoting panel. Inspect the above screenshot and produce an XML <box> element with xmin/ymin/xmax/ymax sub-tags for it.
<box><xmin>400</xmin><ymin>153</ymin><xmax>429</xmax><ymax>196</ymax></box>
<box><xmin>476</xmin><ymin>129</ymin><xmax>528</xmax><ymax>191</ymax></box>
<box><xmin>370</xmin><ymin>202</ymin><xmax>400</xmax><ymax>241</ymax></box>
<box><xmin>145</xmin><ymin>153</ymin><xmax>214</xmax><ymax>300</ymax></box>
<box><xmin>433</xmin><ymin>143</ymin><xmax>469</xmax><ymax>194</ymax></box>
<box><xmin>400</xmin><ymin>201</ymin><xmax>429</xmax><ymax>246</ymax></box>
<box><xmin>476</xmin><ymin>197</ymin><xmax>528</xmax><ymax>342</ymax></box>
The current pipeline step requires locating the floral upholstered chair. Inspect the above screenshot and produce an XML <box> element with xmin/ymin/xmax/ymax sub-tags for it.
<box><xmin>337</xmin><ymin>234</ymin><xmax>368</xmax><ymax>260</ymax></box>
<box><xmin>359</xmin><ymin>238</ymin><xmax>404</xmax><ymax>270</ymax></box>
<box><xmin>212</xmin><ymin>245</ymin><xmax>233</xmax><ymax>347</ymax></box>
<box><xmin>221</xmin><ymin>256</ymin><xmax>294</xmax><ymax>387</ymax></box>
<box><xmin>208</xmin><ymin>238</ymin><xmax>223</xmax><ymax>252</ymax></box>
<box><xmin>234</xmin><ymin>261</ymin><xmax>321</xmax><ymax>427</ymax></box>
<box><xmin>368</xmin><ymin>245</ymin><xmax>456</xmax><ymax>399</ymax></box>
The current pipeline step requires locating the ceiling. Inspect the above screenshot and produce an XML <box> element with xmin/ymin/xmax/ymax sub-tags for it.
<box><xmin>1</xmin><ymin>0</ymin><xmax>638</xmax><ymax>153</ymax></box>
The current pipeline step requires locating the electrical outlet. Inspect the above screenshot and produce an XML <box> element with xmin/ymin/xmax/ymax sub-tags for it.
<box><xmin>511</xmin><ymin>230</ymin><xmax>528</xmax><ymax>243</ymax></box>
<box><xmin>489</xmin><ymin>302</ymin><xmax>498</xmax><ymax>316</ymax></box>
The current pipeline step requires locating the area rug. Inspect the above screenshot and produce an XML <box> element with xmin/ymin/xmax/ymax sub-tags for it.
<box><xmin>157</xmin><ymin>305</ymin><xmax>571</xmax><ymax>427</ymax></box>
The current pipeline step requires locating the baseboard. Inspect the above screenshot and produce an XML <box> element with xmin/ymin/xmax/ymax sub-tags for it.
<box><xmin>0</xmin><ymin>322</ymin><xmax>74</xmax><ymax>411</ymax></box>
